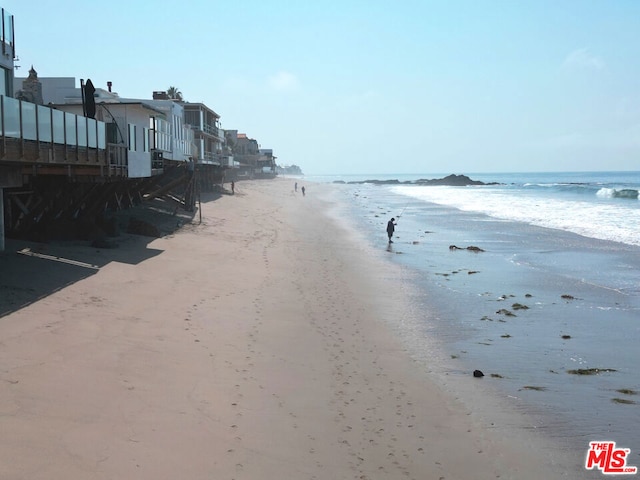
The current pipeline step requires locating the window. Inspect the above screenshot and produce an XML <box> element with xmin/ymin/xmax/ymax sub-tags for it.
<box><xmin>128</xmin><ymin>124</ymin><xmax>136</xmax><ymax>151</ymax></box>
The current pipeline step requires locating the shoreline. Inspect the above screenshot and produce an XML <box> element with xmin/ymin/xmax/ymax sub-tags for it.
<box><xmin>323</xmin><ymin>177</ymin><xmax>640</xmax><ymax>476</ymax></box>
<box><xmin>1</xmin><ymin>177</ymin><xmax>582</xmax><ymax>479</ymax></box>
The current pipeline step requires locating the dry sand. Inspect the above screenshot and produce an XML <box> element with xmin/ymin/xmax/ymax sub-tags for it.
<box><xmin>0</xmin><ymin>178</ymin><xmax>574</xmax><ymax>479</ymax></box>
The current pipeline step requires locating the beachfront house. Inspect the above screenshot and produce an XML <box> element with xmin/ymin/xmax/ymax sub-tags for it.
<box><xmin>258</xmin><ymin>148</ymin><xmax>277</xmax><ymax>176</ymax></box>
<box><xmin>224</xmin><ymin>132</ymin><xmax>277</xmax><ymax>178</ymax></box>
<box><xmin>183</xmin><ymin>102</ymin><xmax>226</xmax><ymax>167</ymax></box>
<box><xmin>1</xmin><ymin>69</ymin><xmax>202</xmax><ymax>246</ymax></box>
<box><xmin>142</xmin><ymin>94</ymin><xmax>199</xmax><ymax>171</ymax></box>
<box><xmin>226</xmin><ymin>131</ymin><xmax>262</xmax><ymax>177</ymax></box>
<box><xmin>182</xmin><ymin>101</ymin><xmax>233</xmax><ymax>185</ymax></box>
<box><xmin>0</xmin><ymin>6</ymin><xmax>16</xmax><ymax>251</ymax></box>
<box><xmin>0</xmin><ymin>11</ymin><xmax>118</xmax><ymax>251</ymax></box>
<box><xmin>34</xmin><ymin>79</ymin><xmax>197</xmax><ymax>178</ymax></box>
<box><xmin>13</xmin><ymin>69</ymin><xmax>240</xmax><ymax>186</ymax></box>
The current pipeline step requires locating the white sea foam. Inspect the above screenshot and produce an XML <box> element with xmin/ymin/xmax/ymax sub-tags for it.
<box><xmin>391</xmin><ymin>185</ymin><xmax>640</xmax><ymax>247</ymax></box>
<box><xmin>597</xmin><ymin>187</ymin><xmax>617</xmax><ymax>198</ymax></box>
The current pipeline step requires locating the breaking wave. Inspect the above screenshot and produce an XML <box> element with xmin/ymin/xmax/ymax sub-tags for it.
<box><xmin>596</xmin><ymin>188</ymin><xmax>639</xmax><ymax>200</ymax></box>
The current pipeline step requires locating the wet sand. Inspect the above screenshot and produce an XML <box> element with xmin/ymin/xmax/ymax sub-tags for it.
<box><xmin>0</xmin><ymin>178</ymin><xmax>573</xmax><ymax>479</ymax></box>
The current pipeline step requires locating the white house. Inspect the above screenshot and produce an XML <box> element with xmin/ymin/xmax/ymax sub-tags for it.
<box><xmin>25</xmin><ymin>77</ymin><xmax>197</xmax><ymax>178</ymax></box>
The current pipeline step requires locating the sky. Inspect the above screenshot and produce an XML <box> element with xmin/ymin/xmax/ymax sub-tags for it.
<box><xmin>5</xmin><ymin>0</ymin><xmax>640</xmax><ymax>175</ymax></box>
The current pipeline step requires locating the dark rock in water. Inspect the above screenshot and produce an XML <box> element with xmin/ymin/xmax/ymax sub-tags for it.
<box><xmin>341</xmin><ymin>174</ymin><xmax>500</xmax><ymax>186</ymax></box>
<box><xmin>351</xmin><ymin>179</ymin><xmax>405</xmax><ymax>185</ymax></box>
<box><xmin>449</xmin><ymin>245</ymin><xmax>485</xmax><ymax>252</ymax></box>
<box><xmin>567</xmin><ymin>367</ymin><xmax>617</xmax><ymax>375</ymax></box>
<box><xmin>416</xmin><ymin>174</ymin><xmax>493</xmax><ymax>186</ymax></box>
<box><xmin>473</xmin><ymin>369</ymin><xmax>485</xmax><ymax>378</ymax></box>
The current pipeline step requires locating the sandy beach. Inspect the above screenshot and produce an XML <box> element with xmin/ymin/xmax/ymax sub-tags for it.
<box><xmin>1</xmin><ymin>178</ymin><xmax>576</xmax><ymax>479</ymax></box>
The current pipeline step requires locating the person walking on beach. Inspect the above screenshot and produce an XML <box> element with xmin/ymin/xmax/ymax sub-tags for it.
<box><xmin>231</xmin><ymin>181</ymin><xmax>235</xmax><ymax>195</ymax></box>
<box><xmin>301</xmin><ymin>186</ymin><xmax>306</xmax><ymax>196</ymax></box>
<box><xmin>386</xmin><ymin>217</ymin><xmax>396</xmax><ymax>243</ymax></box>
<box><xmin>295</xmin><ymin>182</ymin><xmax>298</xmax><ymax>192</ymax></box>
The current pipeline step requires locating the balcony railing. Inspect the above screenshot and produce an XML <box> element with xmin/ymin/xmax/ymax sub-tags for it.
<box><xmin>1</xmin><ymin>96</ymin><xmax>106</xmax><ymax>148</ymax></box>
<box><xmin>0</xmin><ymin>96</ymin><xmax>135</xmax><ymax>176</ymax></box>
<box><xmin>200</xmin><ymin>151</ymin><xmax>221</xmax><ymax>165</ymax></box>
<box><xmin>190</xmin><ymin>123</ymin><xmax>224</xmax><ymax>141</ymax></box>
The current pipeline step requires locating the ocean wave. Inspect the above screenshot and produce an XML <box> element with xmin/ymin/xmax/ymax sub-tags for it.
<box><xmin>391</xmin><ymin>184</ymin><xmax>640</xmax><ymax>246</ymax></box>
<box><xmin>596</xmin><ymin>188</ymin><xmax>639</xmax><ymax>199</ymax></box>
<box><xmin>523</xmin><ymin>182</ymin><xmax>605</xmax><ymax>196</ymax></box>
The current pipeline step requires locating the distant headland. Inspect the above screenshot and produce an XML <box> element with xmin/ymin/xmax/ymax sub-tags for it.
<box><xmin>332</xmin><ymin>174</ymin><xmax>499</xmax><ymax>186</ymax></box>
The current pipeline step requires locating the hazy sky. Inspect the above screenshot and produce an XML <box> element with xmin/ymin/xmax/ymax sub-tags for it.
<box><xmin>6</xmin><ymin>0</ymin><xmax>640</xmax><ymax>175</ymax></box>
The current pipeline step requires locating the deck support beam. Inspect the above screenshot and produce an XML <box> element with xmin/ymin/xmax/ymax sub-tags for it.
<box><xmin>0</xmin><ymin>187</ymin><xmax>4</xmax><ymax>252</ymax></box>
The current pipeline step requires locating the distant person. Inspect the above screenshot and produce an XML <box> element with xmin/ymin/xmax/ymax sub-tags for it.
<box><xmin>231</xmin><ymin>181</ymin><xmax>235</xmax><ymax>194</ymax></box>
<box><xmin>295</xmin><ymin>182</ymin><xmax>298</xmax><ymax>192</ymax></box>
<box><xmin>386</xmin><ymin>217</ymin><xmax>396</xmax><ymax>243</ymax></box>
<box><xmin>301</xmin><ymin>186</ymin><xmax>306</xmax><ymax>196</ymax></box>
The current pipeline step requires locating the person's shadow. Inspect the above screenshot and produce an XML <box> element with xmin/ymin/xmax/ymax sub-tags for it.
<box><xmin>386</xmin><ymin>243</ymin><xmax>393</xmax><ymax>253</ymax></box>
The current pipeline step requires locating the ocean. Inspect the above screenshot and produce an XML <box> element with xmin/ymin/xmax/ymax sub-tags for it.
<box><xmin>307</xmin><ymin>171</ymin><xmax>640</xmax><ymax>476</ymax></box>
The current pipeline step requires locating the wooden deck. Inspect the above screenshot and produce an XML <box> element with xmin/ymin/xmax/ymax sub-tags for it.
<box><xmin>0</xmin><ymin>137</ymin><xmax>128</xmax><ymax>178</ymax></box>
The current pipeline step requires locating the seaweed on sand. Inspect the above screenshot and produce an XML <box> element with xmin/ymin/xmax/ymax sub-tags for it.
<box><xmin>611</xmin><ymin>398</ymin><xmax>636</xmax><ymax>405</ymax></box>
<box><xmin>616</xmin><ymin>388</ymin><xmax>637</xmax><ymax>395</ymax></box>
<box><xmin>567</xmin><ymin>368</ymin><xmax>617</xmax><ymax>375</ymax></box>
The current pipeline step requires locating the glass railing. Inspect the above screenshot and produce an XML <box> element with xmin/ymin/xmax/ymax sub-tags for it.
<box><xmin>2</xmin><ymin>7</ymin><xmax>14</xmax><ymax>53</ymax></box>
<box><xmin>0</xmin><ymin>96</ymin><xmax>106</xmax><ymax>149</ymax></box>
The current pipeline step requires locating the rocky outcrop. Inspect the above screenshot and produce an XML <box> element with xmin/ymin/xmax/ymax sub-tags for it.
<box><xmin>333</xmin><ymin>174</ymin><xmax>498</xmax><ymax>186</ymax></box>
<box><xmin>415</xmin><ymin>174</ymin><xmax>494</xmax><ymax>186</ymax></box>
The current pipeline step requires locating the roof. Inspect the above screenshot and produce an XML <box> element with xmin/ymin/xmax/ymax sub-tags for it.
<box><xmin>183</xmin><ymin>102</ymin><xmax>220</xmax><ymax>118</ymax></box>
<box><xmin>48</xmin><ymin>100</ymin><xmax>167</xmax><ymax>119</ymax></box>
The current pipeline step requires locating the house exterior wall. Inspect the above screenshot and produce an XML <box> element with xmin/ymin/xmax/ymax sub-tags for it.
<box><xmin>144</xmin><ymin>99</ymin><xmax>192</xmax><ymax>162</ymax></box>
<box><xmin>235</xmin><ymin>134</ymin><xmax>260</xmax><ymax>155</ymax></box>
<box><xmin>184</xmin><ymin>103</ymin><xmax>222</xmax><ymax>164</ymax></box>
<box><xmin>56</xmin><ymin>102</ymin><xmax>153</xmax><ymax>178</ymax></box>
<box><xmin>122</xmin><ymin>107</ymin><xmax>153</xmax><ymax>178</ymax></box>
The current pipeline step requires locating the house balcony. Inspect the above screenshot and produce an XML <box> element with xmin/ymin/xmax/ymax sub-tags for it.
<box><xmin>192</xmin><ymin>124</ymin><xmax>225</xmax><ymax>142</ymax></box>
<box><xmin>200</xmin><ymin>151</ymin><xmax>221</xmax><ymax>166</ymax></box>
<box><xmin>0</xmin><ymin>95</ymin><xmax>130</xmax><ymax>177</ymax></box>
